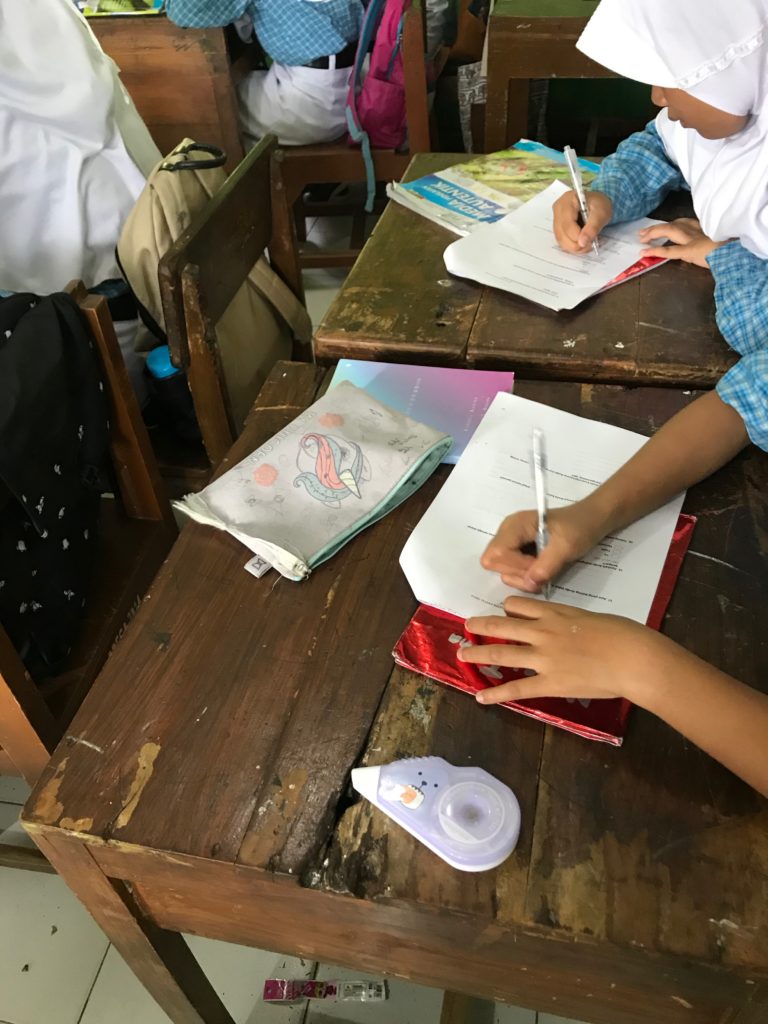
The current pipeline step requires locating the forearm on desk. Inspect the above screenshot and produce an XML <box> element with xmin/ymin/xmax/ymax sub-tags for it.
<box><xmin>583</xmin><ymin>391</ymin><xmax>749</xmax><ymax>534</ymax></box>
<box><xmin>631</xmin><ymin>644</ymin><xmax>768</xmax><ymax>797</ymax></box>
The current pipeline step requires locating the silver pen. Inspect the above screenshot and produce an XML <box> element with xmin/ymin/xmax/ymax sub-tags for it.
<box><xmin>530</xmin><ymin>428</ymin><xmax>552</xmax><ymax>600</ymax></box>
<box><xmin>564</xmin><ymin>144</ymin><xmax>600</xmax><ymax>256</ymax></box>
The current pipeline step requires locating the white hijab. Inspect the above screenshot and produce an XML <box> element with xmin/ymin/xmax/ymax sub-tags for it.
<box><xmin>0</xmin><ymin>0</ymin><xmax>159</xmax><ymax>293</ymax></box>
<box><xmin>577</xmin><ymin>0</ymin><xmax>768</xmax><ymax>258</ymax></box>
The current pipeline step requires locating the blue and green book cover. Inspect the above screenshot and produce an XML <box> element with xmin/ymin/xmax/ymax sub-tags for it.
<box><xmin>387</xmin><ymin>140</ymin><xmax>599</xmax><ymax>236</ymax></box>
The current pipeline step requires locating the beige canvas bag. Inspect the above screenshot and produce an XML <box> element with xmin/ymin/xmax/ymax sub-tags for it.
<box><xmin>117</xmin><ymin>139</ymin><xmax>312</xmax><ymax>431</ymax></box>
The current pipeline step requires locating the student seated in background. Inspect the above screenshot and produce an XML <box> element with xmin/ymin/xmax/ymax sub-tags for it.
<box><xmin>555</xmin><ymin>0</ymin><xmax>768</xmax><ymax>460</ymax></box>
<box><xmin>0</xmin><ymin>0</ymin><xmax>158</xmax><ymax>292</ymax></box>
<box><xmin>166</xmin><ymin>0</ymin><xmax>364</xmax><ymax>146</ymax></box>
<box><xmin>459</xmin><ymin>0</ymin><xmax>768</xmax><ymax>798</ymax></box>
<box><xmin>0</xmin><ymin>0</ymin><xmax>159</xmax><ymax>398</ymax></box>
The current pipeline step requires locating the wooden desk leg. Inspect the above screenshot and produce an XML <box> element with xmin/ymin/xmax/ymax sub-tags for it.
<box><xmin>485</xmin><ymin>74</ymin><xmax>529</xmax><ymax>151</ymax></box>
<box><xmin>485</xmin><ymin>54</ymin><xmax>507</xmax><ymax>150</ymax></box>
<box><xmin>269</xmin><ymin>152</ymin><xmax>306</xmax><ymax>308</ymax></box>
<box><xmin>0</xmin><ymin>627</ymin><xmax>58</xmax><ymax>785</ymax></box>
<box><xmin>505</xmin><ymin>79</ymin><xmax>530</xmax><ymax>147</ymax></box>
<box><xmin>29</xmin><ymin>827</ymin><xmax>235</xmax><ymax>1024</ymax></box>
<box><xmin>485</xmin><ymin>19</ymin><xmax>531</xmax><ymax>151</ymax></box>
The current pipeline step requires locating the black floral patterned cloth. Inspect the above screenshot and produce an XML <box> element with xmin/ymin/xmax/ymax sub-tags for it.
<box><xmin>0</xmin><ymin>292</ymin><xmax>109</xmax><ymax>677</ymax></box>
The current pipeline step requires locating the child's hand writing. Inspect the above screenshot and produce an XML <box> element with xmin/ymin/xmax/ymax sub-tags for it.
<box><xmin>481</xmin><ymin>501</ymin><xmax>605</xmax><ymax>593</ymax></box>
<box><xmin>639</xmin><ymin>217</ymin><xmax>725</xmax><ymax>269</ymax></box>
<box><xmin>553</xmin><ymin>189</ymin><xmax>613</xmax><ymax>253</ymax></box>
<box><xmin>458</xmin><ymin>598</ymin><xmax>678</xmax><ymax>706</ymax></box>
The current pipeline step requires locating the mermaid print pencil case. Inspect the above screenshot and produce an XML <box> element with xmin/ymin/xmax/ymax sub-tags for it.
<box><xmin>174</xmin><ymin>382</ymin><xmax>452</xmax><ymax>580</ymax></box>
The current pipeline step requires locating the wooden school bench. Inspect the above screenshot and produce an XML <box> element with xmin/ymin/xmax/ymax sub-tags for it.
<box><xmin>22</xmin><ymin>361</ymin><xmax>768</xmax><ymax>1024</ymax></box>
<box><xmin>314</xmin><ymin>154</ymin><xmax>735</xmax><ymax>387</ymax></box>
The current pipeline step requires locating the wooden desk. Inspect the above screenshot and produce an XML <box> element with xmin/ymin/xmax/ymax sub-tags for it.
<box><xmin>315</xmin><ymin>154</ymin><xmax>735</xmax><ymax>388</ymax></box>
<box><xmin>91</xmin><ymin>14</ymin><xmax>254</xmax><ymax>170</ymax></box>
<box><xmin>23</xmin><ymin>362</ymin><xmax>768</xmax><ymax>1024</ymax></box>
<box><xmin>485</xmin><ymin>0</ymin><xmax>617</xmax><ymax>152</ymax></box>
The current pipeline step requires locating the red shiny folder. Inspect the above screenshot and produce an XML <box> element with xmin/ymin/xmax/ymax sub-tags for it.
<box><xmin>393</xmin><ymin>513</ymin><xmax>696</xmax><ymax>746</ymax></box>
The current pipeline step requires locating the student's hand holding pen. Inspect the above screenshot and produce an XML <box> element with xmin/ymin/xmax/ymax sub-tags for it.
<box><xmin>481</xmin><ymin>500</ymin><xmax>606</xmax><ymax>594</ymax></box>
<box><xmin>483</xmin><ymin>392</ymin><xmax>750</xmax><ymax>596</ymax></box>
<box><xmin>553</xmin><ymin>189</ymin><xmax>613</xmax><ymax>253</ymax></box>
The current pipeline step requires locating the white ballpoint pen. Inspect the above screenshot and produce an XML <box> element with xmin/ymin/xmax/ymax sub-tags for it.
<box><xmin>530</xmin><ymin>428</ymin><xmax>552</xmax><ymax>600</ymax></box>
<box><xmin>564</xmin><ymin>144</ymin><xmax>600</xmax><ymax>257</ymax></box>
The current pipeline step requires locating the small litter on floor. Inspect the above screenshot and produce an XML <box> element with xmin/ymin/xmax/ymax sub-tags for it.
<box><xmin>264</xmin><ymin>978</ymin><xmax>388</xmax><ymax>1004</ymax></box>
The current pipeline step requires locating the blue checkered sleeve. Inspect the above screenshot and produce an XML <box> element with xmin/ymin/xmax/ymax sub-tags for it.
<box><xmin>251</xmin><ymin>0</ymin><xmax>362</xmax><ymax>65</ymax></box>
<box><xmin>165</xmin><ymin>1</ymin><xmax>362</xmax><ymax>64</ymax></box>
<box><xmin>717</xmin><ymin>352</ymin><xmax>768</xmax><ymax>450</ymax></box>
<box><xmin>707</xmin><ymin>241</ymin><xmax>768</xmax><ymax>449</ymax></box>
<box><xmin>165</xmin><ymin>0</ymin><xmax>249</xmax><ymax>28</ymax></box>
<box><xmin>591</xmin><ymin>121</ymin><xmax>688</xmax><ymax>224</ymax></box>
<box><xmin>708</xmin><ymin>241</ymin><xmax>768</xmax><ymax>356</ymax></box>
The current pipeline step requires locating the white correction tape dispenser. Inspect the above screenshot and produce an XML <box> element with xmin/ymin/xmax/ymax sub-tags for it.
<box><xmin>351</xmin><ymin>756</ymin><xmax>521</xmax><ymax>872</ymax></box>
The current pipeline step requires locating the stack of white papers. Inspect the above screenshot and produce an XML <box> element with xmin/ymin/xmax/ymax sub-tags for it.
<box><xmin>400</xmin><ymin>392</ymin><xmax>684</xmax><ymax>623</ymax></box>
<box><xmin>443</xmin><ymin>181</ymin><xmax>666</xmax><ymax>312</ymax></box>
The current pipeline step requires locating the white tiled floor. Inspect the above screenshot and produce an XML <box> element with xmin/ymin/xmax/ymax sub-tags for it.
<box><xmin>0</xmin><ymin>791</ymin><xmax>589</xmax><ymax>1024</ymax></box>
<box><xmin>0</xmin><ymin>232</ymin><xmax>589</xmax><ymax>1024</ymax></box>
<box><xmin>302</xmin><ymin>213</ymin><xmax>355</xmax><ymax>329</ymax></box>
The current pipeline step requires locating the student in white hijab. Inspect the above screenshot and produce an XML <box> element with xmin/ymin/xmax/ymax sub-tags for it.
<box><xmin>555</xmin><ymin>0</ymin><xmax>768</xmax><ymax>261</ymax></box>
<box><xmin>0</xmin><ymin>0</ymin><xmax>160</xmax><ymax>295</ymax></box>
<box><xmin>462</xmin><ymin>0</ymin><xmax>768</xmax><ymax>797</ymax></box>
<box><xmin>545</xmin><ymin>0</ymin><xmax>768</xmax><ymax>452</ymax></box>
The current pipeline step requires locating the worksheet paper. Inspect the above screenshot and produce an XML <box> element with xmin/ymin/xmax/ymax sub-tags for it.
<box><xmin>400</xmin><ymin>393</ymin><xmax>685</xmax><ymax>623</ymax></box>
<box><xmin>443</xmin><ymin>180</ymin><xmax>666</xmax><ymax>311</ymax></box>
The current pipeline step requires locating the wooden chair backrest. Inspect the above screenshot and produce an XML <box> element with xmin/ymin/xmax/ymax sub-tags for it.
<box><xmin>160</xmin><ymin>134</ymin><xmax>278</xmax><ymax>368</ymax></box>
<box><xmin>280</xmin><ymin>0</ymin><xmax>431</xmax><ymax>210</ymax></box>
<box><xmin>159</xmin><ymin>135</ymin><xmax>302</xmax><ymax>468</ymax></box>
<box><xmin>70</xmin><ymin>283</ymin><xmax>175</xmax><ymax>527</ymax></box>
<box><xmin>0</xmin><ymin>283</ymin><xmax>175</xmax><ymax>785</ymax></box>
<box><xmin>273</xmin><ymin>1</ymin><xmax>434</xmax><ymax>291</ymax></box>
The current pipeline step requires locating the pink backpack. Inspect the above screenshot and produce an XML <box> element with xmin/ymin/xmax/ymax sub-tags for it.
<box><xmin>347</xmin><ymin>0</ymin><xmax>411</xmax><ymax>210</ymax></box>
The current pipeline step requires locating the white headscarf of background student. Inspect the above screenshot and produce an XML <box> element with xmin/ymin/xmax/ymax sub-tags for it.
<box><xmin>0</xmin><ymin>0</ymin><xmax>160</xmax><ymax>294</ymax></box>
<box><xmin>576</xmin><ymin>0</ymin><xmax>768</xmax><ymax>260</ymax></box>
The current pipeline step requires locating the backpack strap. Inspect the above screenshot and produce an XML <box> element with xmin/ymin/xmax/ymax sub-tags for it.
<box><xmin>346</xmin><ymin>0</ymin><xmax>387</xmax><ymax>212</ymax></box>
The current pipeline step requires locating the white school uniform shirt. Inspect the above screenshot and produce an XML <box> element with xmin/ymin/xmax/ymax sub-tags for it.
<box><xmin>0</xmin><ymin>0</ymin><xmax>160</xmax><ymax>293</ymax></box>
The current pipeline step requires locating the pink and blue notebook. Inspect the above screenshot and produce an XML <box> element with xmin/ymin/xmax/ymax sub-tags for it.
<box><xmin>329</xmin><ymin>360</ymin><xmax>515</xmax><ymax>464</ymax></box>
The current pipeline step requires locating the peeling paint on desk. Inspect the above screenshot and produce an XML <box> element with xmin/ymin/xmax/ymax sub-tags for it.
<box><xmin>709</xmin><ymin>917</ymin><xmax>756</xmax><ymax>934</ymax></box>
<box><xmin>66</xmin><ymin>735</ymin><xmax>104</xmax><ymax>754</ymax></box>
<box><xmin>32</xmin><ymin>758</ymin><xmax>68</xmax><ymax>824</ymax></box>
<box><xmin>60</xmin><ymin>816</ymin><xmax>94</xmax><ymax>832</ymax></box>
<box><xmin>115</xmin><ymin>742</ymin><xmax>161</xmax><ymax>829</ymax></box>
<box><xmin>325</xmin><ymin>573</ymin><xmax>342</xmax><ymax>612</ymax></box>
<box><xmin>638</xmin><ymin>321</ymin><xmax>681</xmax><ymax>335</ymax></box>
<box><xmin>688</xmin><ymin>550</ymin><xmax>744</xmax><ymax>574</ymax></box>
<box><xmin>671</xmin><ymin>995</ymin><xmax>694</xmax><ymax>1010</ymax></box>
<box><xmin>409</xmin><ymin>694</ymin><xmax>432</xmax><ymax>731</ymax></box>
<box><xmin>240</xmin><ymin>766</ymin><xmax>310</xmax><ymax>867</ymax></box>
